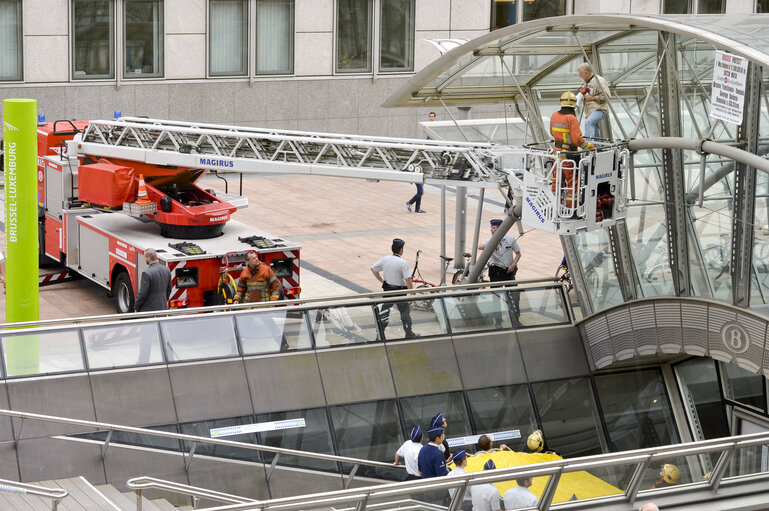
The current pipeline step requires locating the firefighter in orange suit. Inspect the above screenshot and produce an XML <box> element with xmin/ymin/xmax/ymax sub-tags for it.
<box><xmin>233</xmin><ymin>250</ymin><xmax>281</xmax><ymax>303</ymax></box>
<box><xmin>550</xmin><ymin>91</ymin><xmax>594</xmax><ymax>210</ymax></box>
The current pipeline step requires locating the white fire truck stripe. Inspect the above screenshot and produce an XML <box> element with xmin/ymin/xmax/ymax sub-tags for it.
<box><xmin>110</xmin><ymin>251</ymin><xmax>136</xmax><ymax>268</ymax></box>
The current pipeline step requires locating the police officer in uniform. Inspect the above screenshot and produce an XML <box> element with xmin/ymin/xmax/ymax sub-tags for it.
<box><xmin>371</xmin><ymin>238</ymin><xmax>418</xmax><ymax>339</ymax></box>
<box><xmin>478</xmin><ymin>219</ymin><xmax>522</xmax><ymax>326</ymax></box>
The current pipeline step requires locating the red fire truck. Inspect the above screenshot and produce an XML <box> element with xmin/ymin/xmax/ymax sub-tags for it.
<box><xmin>36</xmin><ymin>119</ymin><xmax>301</xmax><ymax>313</ymax></box>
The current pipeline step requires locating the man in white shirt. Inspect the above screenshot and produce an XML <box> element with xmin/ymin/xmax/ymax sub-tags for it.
<box><xmin>371</xmin><ymin>238</ymin><xmax>418</xmax><ymax>338</ymax></box>
<box><xmin>503</xmin><ymin>477</ymin><xmax>539</xmax><ymax>509</ymax></box>
<box><xmin>471</xmin><ymin>459</ymin><xmax>501</xmax><ymax>511</ymax></box>
<box><xmin>446</xmin><ymin>449</ymin><xmax>472</xmax><ymax>511</ymax></box>
<box><xmin>394</xmin><ymin>425</ymin><xmax>423</xmax><ymax>480</ymax></box>
<box><xmin>478</xmin><ymin>219</ymin><xmax>522</xmax><ymax>326</ymax></box>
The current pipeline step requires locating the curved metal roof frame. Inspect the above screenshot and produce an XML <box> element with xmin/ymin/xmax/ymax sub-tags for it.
<box><xmin>383</xmin><ymin>14</ymin><xmax>769</xmax><ymax>108</ymax></box>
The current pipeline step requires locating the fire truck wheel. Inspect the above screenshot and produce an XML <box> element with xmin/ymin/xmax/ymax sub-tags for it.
<box><xmin>114</xmin><ymin>272</ymin><xmax>135</xmax><ymax>314</ymax></box>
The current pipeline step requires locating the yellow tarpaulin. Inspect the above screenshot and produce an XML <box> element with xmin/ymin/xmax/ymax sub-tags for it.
<box><xmin>457</xmin><ymin>450</ymin><xmax>622</xmax><ymax>504</ymax></box>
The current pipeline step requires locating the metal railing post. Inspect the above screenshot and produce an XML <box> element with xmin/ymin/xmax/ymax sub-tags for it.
<box><xmin>345</xmin><ymin>463</ymin><xmax>360</xmax><ymax>489</ymax></box>
<box><xmin>625</xmin><ymin>458</ymin><xmax>650</xmax><ymax>506</ymax></box>
<box><xmin>135</xmin><ymin>488</ymin><xmax>143</xmax><ymax>511</ymax></box>
<box><xmin>266</xmin><ymin>453</ymin><xmax>281</xmax><ymax>482</ymax></box>
<box><xmin>101</xmin><ymin>430</ymin><xmax>113</xmax><ymax>460</ymax></box>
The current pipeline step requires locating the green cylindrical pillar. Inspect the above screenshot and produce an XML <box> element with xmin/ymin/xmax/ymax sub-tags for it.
<box><xmin>4</xmin><ymin>98</ymin><xmax>39</xmax><ymax>375</ymax></box>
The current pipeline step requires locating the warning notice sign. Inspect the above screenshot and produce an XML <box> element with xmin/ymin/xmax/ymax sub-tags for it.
<box><xmin>710</xmin><ymin>50</ymin><xmax>748</xmax><ymax>125</ymax></box>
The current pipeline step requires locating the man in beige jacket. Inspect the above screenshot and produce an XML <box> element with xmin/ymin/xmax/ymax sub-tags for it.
<box><xmin>577</xmin><ymin>62</ymin><xmax>610</xmax><ymax>139</ymax></box>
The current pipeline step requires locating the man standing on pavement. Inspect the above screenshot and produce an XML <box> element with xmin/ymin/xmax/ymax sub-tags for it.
<box><xmin>503</xmin><ymin>477</ymin><xmax>539</xmax><ymax>509</ymax></box>
<box><xmin>478</xmin><ymin>219</ymin><xmax>522</xmax><ymax>326</ymax></box>
<box><xmin>472</xmin><ymin>460</ymin><xmax>501</xmax><ymax>511</ymax></box>
<box><xmin>418</xmin><ymin>426</ymin><xmax>449</xmax><ymax>478</ymax></box>
<box><xmin>371</xmin><ymin>238</ymin><xmax>418</xmax><ymax>339</ymax></box>
<box><xmin>134</xmin><ymin>248</ymin><xmax>172</xmax><ymax>312</ymax></box>
<box><xmin>394</xmin><ymin>425</ymin><xmax>423</xmax><ymax>480</ymax></box>
<box><xmin>233</xmin><ymin>250</ymin><xmax>281</xmax><ymax>304</ymax></box>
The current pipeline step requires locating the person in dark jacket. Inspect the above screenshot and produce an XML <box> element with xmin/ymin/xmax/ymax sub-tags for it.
<box><xmin>134</xmin><ymin>248</ymin><xmax>172</xmax><ymax>312</ymax></box>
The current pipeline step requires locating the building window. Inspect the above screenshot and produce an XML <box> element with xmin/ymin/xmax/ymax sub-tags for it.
<box><xmin>0</xmin><ymin>0</ymin><xmax>22</xmax><ymax>81</ymax></box>
<box><xmin>379</xmin><ymin>0</ymin><xmax>414</xmax><ymax>72</ymax></box>
<box><xmin>757</xmin><ymin>0</ymin><xmax>769</xmax><ymax>11</ymax></box>
<box><xmin>336</xmin><ymin>0</ymin><xmax>414</xmax><ymax>74</ymax></box>
<box><xmin>256</xmin><ymin>0</ymin><xmax>294</xmax><ymax>75</ymax></box>
<box><xmin>209</xmin><ymin>0</ymin><xmax>248</xmax><ymax>76</ymax></box>
<box><xmin>663</xmin><ymin>0</ymin><xmax>725</xmax><ymax>13</ymax></box>
<box><xmin>491</xmin><ymin>0</ymin><xmax>567</xmax><ymax>31</ymax></box>
<box><xmin>72</xmin><ymin>0</ymin><xmax>115</xmax><ymax>80</ymax></box>
<box><xmin>124</xmin><ymin>0</ymin><xmax>163</xmax><ymax>78</ymax></box>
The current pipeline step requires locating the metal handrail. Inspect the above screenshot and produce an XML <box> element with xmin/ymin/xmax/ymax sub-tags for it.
<box><xmin>189</xmin><ymin>430</ymin><xmax>769</xmax><ymax>511</ymax></box>
<box><xmin>0</xmin><ymin>408</ymin><xmax>401</xmax><ymax>488</ymax></box>
<box><xmin>0</xmin><ymin>276</ymin><xmax>562</xmax><ymax>331</ymax></box>
<box><xmin>0</xmin><ymin>479</ymin><xmax>68</xmax><ymax>511</ymax></box>
<box><xmin>127</xmin><ymin>476</ymin><xmax>256</xmax><ymax>511</ymax></box>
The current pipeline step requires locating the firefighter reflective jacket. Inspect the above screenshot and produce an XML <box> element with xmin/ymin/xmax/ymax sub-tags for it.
<box><xmin>235</xmin><ymin>263</ymin><xmax>280</xmax><ymax>303</ymax></box>
<box><xmin>550</xmin><ymin>109</ymin><xmax>593</xmax><ymax>152</ymax></box>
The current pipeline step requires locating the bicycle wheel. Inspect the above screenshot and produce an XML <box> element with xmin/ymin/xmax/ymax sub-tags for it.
<box><xmin>452</xmin><ymin>271</ymin><xmax>463</xmax><ymax>285</ymax></box>
<box><xmin>413</xmin><ymin>284</ymin><xmax>435</xmax><ymax>311</ymax></box>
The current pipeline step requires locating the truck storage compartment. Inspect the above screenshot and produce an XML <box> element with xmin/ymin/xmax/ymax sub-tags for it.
<box><xmin>78</xmin><ymin>160</ymin><xmax>136</xmax><ymax>208</ymax></box>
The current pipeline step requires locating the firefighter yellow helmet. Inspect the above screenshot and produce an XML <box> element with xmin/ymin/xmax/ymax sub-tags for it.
<box><xmin>560</xmin><ymin>91</ymin><xmax>577</xmax><ymax>108</ymax></box>
<box><xmin>527</xmin><ymin>429</ymin><xmax>544</xmax><ymax>452</ymax></box>
<box><xmin>661</xmin><ymin>463</ymin><xmax>680</xmax><ymax>484</ymax></box>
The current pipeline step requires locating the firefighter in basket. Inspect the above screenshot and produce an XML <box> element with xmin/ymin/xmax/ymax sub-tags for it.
<box><xmin>550</xmin><ymin>91</ymin><xmax>594</xmax><ymax>214</ymax></box>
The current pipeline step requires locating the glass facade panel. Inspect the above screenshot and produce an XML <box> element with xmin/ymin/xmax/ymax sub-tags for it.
<box><xmin>73</xmin><ymin>0</ymin><xmax>115</xmax><ymax>79</ymax></box>
<box><xmin>236</xmin><ymin>309</ymin><xmax>311</xmax><ymax>354</ymax></box>
<box><xmin>491</xmin><ymin>0</ymin><xmax>516</xmax><ymax>30</ymax></box>
<box><xmin>466</xmin><ymin>385</ymin><xmax>536</xmax><ymax>452</ymax></box>
<box><xmin>180</xmin><ymin>416</ymin><xmax>260</xmax><ymax>461</ymax></box>
<box><xmin>336</xmin><ymin>0</ymin><xmax>371</xmax><ymax>73</ymax></box>
<box><xmin>257</xmin><ymin>408</ymin><xmax>337</xmax><ymax>471</ymax></box>
<box><xmin>83</xmin><ymin>321</ymin><xmax>164</xmax><ymax>368</ymax></box>
<box><xmin>675</xmin><ymin>357</ymin><xmax>729</xmax><ymax>440</ymax></box>
<box><xmin>532</xmin><ymin>378</ymin><xmax>602</xmax><ymax>457</ymax></box>
<box><xmin>2</xmin><ymin>329</ymin><xmax>84</xmax><ymax>377</ymax></box>
<box><xmin>256</xmin><ymin>0</ymin><xmax>294</xmax><ymax>74</ymax></box>
<box><xmin>442</xmin><ymin>292</ymin><xmax>512</xmax><ymax>333</ymax></box>
<box><xmin>209</xmin><ymin>0</ymin><xmax>248</xmax><ymax>76</ymax></box>
<box><xmin>124</xmin><ymin>0</ymin><xmax>164</xmax><ymax>78</ymax></box>
<box><xmin>400</xmin><ymin>392</ymin><xmax>473</xmax><ymax>444</ymax></box>
<box><xmin>697</xmin><ymin>0</ymin><xmax>725</xmax><ymax>13</ymax></box>
<box><xmin>721</xmin><ymin>362</ymin><xmax>766</xmax><ymax>412</ymax></box>
<box><xmin>379</xmin><ymin>0</ymin><xmax>413</xmax><ymax>72</ymax></box>
<box><xmin>161</xmin><ymin>315</ymin><xmax>238</xmax><ymax>361</ymax></box>
<box><xmin>0</xmin><ymin>0</ymin><xmax>22</xmax><ymax>80</ymax></box>
<box><xmin>522</xmin><ymin>0</ymin><xmax>565</xmax><ymax>21</ymax></box>
<box><xmin>573</xmin><ymin>229</ymin><xmax>622</xmax><ymax>312</ymax></box>
<box><xmin>516</xmin><ymin>287</ymin><xmax>569</xmax><ymax>326</ymax></box>
<box><xmin>110</xmin><ymin>423</ymin><xmax>181</xmax><ymax>451</ymax></box>
<box><xmin>329</xmin><ymin>400</ymin><xmax>402</xmax><ymax>478</ymax></box>
<box><xmin>311</xmin><ymin>305</ymin><xmax>379</xmax><ymax>347</ymax></box>
<box><xmin>626</xmin><ymin>204</ymin><xmax>676</xmax><ymax>297</ymax></box>
<box><xmin>376</xmin><ymin>298</ymin><xmax>448</xmax><ymax>340</ymax></box>
<box><xmin>664</xmin><ymin>0</ymin><xmax>690</xmax><ymax>13</ymax></box>
<box><xmin>595</xmin><ymin>370</ymin><xmax>679</xmax><ymax>452</ymax></box>
<box><xmin>759</xmin><ymin>0</ymin><xmax>769</xmax><ymax>12</ymax></box>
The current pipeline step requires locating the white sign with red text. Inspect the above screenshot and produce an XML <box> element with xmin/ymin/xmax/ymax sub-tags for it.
<box><xmin>710</xmin><ymin>50</ymin><xmax>748</xmax><ymax>125</ymax></box>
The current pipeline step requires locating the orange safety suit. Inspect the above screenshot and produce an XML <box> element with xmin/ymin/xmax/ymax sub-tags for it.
<box><xmin>549</xmin><ymin>109</ymin><xmax>594</xmax><ymax>210</ymax></box>
<box><xmin>235</xmin><ymin>262</ymin><xmax>281</xmax><ymax>303</ymax></box>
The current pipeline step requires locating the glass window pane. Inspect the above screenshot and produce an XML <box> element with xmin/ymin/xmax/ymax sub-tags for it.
<box><xmin>124</xmin><ymin>0</ymin><xmax>164</xmax><ymax>78</ymax></box>
<box><xmin>180</xmin><ymin>416</ymin><xmax>260</xmax><ymax>462</ymax></box>
<box><xmin>235</xmin><ymin>309</ymin><xmax>311</xmax><ymax>354</ymax></box>
<box><xmin>721</xmin><ymin>362</ymin><xmax>766</xmax><ymax>412</ymax></box>
<box><xmin>377</xmin><ymin>297</ymin><xmax>448</xmax><ymax>340</ymax></box>
<box><xmin>256</xmin><ymin>408</ymin><xmax>337</xmax><ymax>471</ymax></box>
<box><xmin>209</xmin><ymin>0</ymin><xmax>248</xmax><ymax>76</ymax></box>
<box><xmin>466</xmin><ymin>385</ymin><xmax>537</xmax><ymax>452</ymax></box>
<box><xmin>400</xmin><ymin>392</ymin><xmax>473</xmax><ymax>445</ymax></box>
<box><xmin>442</xmin><ymin>292</ymin><xmax>513</xmax><ymax>333</ymax></box>
<box><xmin>697</xmin><ymin>0</ymin><xmax>724</xmax><ymax>13</ymax></box>
<box><xmin>161</xmin><ymin>315</ymin><xmax>238</xmax><ymax>361</ymax></box>
<box><xmin>515</xmin><ymin>287</ymin><xmax>569</xmax><ymax>326</ymax></box>
<box><xmin>379</xmin><ymin>0</ymin><xmax>413</xmax><ymax>72</ymax></box>
<box><xmin>2</xmin><ymin>329</ymin><xmax>84</xmax><ymax>376</ymax></box>
<box><xmin>532</xmin><ymin>378</ymin><xmax>603</xmax><ymax>457</ymax></box>
<box><xmin>111</xmin><ymin>423</ymin><xmax>181</xmax><ymax>451</ymax></box>
<box><xmin>491</xmin><ymin>0</ymin><xmax>516</xmax><ymax>30</ymax></box>
<box><xmin>329</xmin><ymin>400</ymin><xmax>402</xmax><ymax>478</ymax></box>
<box><xmin>73</xmin><ymin>0</ymin><xmax>115</xmax><ymax>79</ymax></box>
<box><xmin>83</xmin><ymin>321</ymin><xmax>164</xmax><ymax>368</ymax></box>
<box><xmin>759</xmin><ymin>0</ymin><xmax>769</xmax><ymax>12</ymax></box>
<box><xmin>522</xmin><ymin>0</ymin><xmax>565</xmax><ymax>21</ymax></box>
<box><xmin>595</xmin><ymin>370</ymin><xmax>679</xmax><ymax>452</ymax></box>
<box><xmin>574</xmin><ymin>229</ymin><xmax>623</xmax><ymax>312</ymax></box>
<box><xmin>310</xmin><ymin>305</ymin><xmax>379</xmax><ymax>347</ymax></box>
<box><xmin>0</xmin><ymin>0</ymin><xmax>22</xmax><ymax>80</ymax></box>
<box><xmin>663</xmin><ymin>0</ymin><xmax>690</xmax><ymax>13</ymax></box>
<box><xmin>256</xmin><ymin>0</ymin><xmax>293</xmax><ymax>75</ymax></box>
<box><xmin>675</xmin><ymin>357</ymin><xmax>729</xmax><ymax>439</ymax></box>
<box><xmin>336</xmin><ymin>0</ymin><xmax>371</xmax><ymax>73</ymax></box>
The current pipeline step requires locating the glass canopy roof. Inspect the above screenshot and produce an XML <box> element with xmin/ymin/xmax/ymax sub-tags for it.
<box><xmin>385</xmin><ymin>14</ymin><xmax>769</xmax><ymax>319</ymax></box>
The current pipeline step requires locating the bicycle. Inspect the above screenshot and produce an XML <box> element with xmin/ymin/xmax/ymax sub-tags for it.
<box><xmin>410</xmin><ymin>250</ymin><xmax>455</xmax><ymax>310</ymax></box>
<box><xmin>452</xmin><ymin>252</ymin><xmax>488</xmax><ymax>284</ymax></box>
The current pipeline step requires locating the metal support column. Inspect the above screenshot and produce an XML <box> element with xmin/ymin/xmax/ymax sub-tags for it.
<box><xmin>454</xmin><ymin>106</ymin><xmax>471</xmax><ymax>270</ymax></box>
<box><xmin>607</xmin><ymin>219</ymin><xmax>639</xmax><ymax>301</ymax></box>
<box><xmin>731</xmin><ymin>63</ymin><xmax>762</xmax><ymax>307</ymax></box>
<box><xmin>658</xmin><ymin>32</ymin><xmax>690</xmax><ymax>296</ymax></box>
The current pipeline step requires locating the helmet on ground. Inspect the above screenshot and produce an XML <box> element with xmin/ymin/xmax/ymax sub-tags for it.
<box><xmin>527</xmin><ymin>429</ymin><xmax>544</xmax><ymax>452</ymax></box>
<box><xmin>560</xmin><ymin>91</ymin><xmax>577</xmax><ymax>108</ymax></box>
<box><xmin>661</xmin><ymin>463</ymin><xmax>680</xmax><ymax>484</ymax></box>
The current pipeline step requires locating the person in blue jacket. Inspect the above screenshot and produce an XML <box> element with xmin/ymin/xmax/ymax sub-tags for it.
<box><xmin>418</xmin><ymin>426</ymin><xmax>448</xmax><ymax>478</ymax></box>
